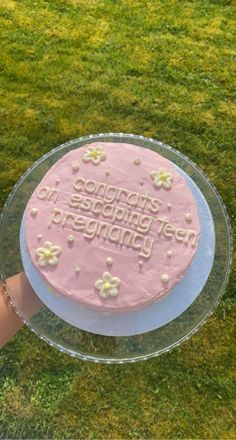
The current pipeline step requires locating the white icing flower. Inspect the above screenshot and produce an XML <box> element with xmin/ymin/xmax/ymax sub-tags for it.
<box><xmin>95</xmin><ymin>272</ymin><xmax>120</xmax><ymax>298</ymax></box>
<box><xmin>150</xmin><ymin>168</ymin><xmax>173</xmax><ymax>189</ymax></box>
<box><xmin>83</xmin><ymin>146</ymin><xmax>106</xmax><ymax>165</ymax></box>
<box><xmin>35</xmin><ymin>241</ymin><xmax>62</xmax><ymax>267</ymax></box>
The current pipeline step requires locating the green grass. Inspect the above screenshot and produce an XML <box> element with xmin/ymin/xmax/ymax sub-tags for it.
<box><xmin>0</xmin><ymin>0</ymin><xmax>235</xmax><ymax>438</ymax></box>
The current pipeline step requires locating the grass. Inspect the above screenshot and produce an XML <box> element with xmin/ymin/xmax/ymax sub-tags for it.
<box><xmin>0</xmin><ymin>0</ymin><xmax>235</xmax><ymax>438</ymax></box>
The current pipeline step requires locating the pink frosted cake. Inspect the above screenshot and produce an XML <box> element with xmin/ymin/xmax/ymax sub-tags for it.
<box><xmin>24</xmin><ymin>142</ymin><xmax>200</xmax><ymax>313</ymax></box>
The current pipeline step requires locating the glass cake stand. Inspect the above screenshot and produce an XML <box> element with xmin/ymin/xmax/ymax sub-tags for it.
<box><xmin>0</xmin><ymin>134</ymin><xmax>233</xmax><ymax>363</ymax></box>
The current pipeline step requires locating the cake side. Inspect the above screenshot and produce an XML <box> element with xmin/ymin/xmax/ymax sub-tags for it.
<box><xmin>24</xmin><ymin>142</ymin><xmax>200</xmax><ymax>312</ymax></box>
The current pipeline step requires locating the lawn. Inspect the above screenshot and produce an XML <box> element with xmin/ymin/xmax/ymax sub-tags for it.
<box><xmin>0</xmin><ymin>0</ymin><xmax>235</xmax><ymax>438</ymax></box>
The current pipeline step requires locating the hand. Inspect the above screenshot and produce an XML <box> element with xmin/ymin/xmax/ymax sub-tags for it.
<box><xmin>0</xmin><ymin>273</ymin><xmax>43</xmax><ymax>349</ymax></box>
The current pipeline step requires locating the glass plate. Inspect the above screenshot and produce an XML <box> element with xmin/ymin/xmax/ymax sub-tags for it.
<box><xmin>0</xmin><ymin>133</ymin><xmax>233</xmax><ymax>363</ymax></box>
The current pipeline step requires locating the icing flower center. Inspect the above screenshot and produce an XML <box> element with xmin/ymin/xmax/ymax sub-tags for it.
<box><xmin>103</xmin><ymin>281</ymin><xmax>111</xmax><ymax>290</ymax></box>
<box><xmin>44</xmin><ymin>249</ymin><xmax>52</xmax><ymax>258</ymax></box>
<box><xmin>160</xmin><ymin>173</ymin><xmax>167</xmax><ymax>181</ymax></box>
<box><xmin>89</xmin><ymin>150</ymin><xmax>99</xmax><ymax>158</ymax></box>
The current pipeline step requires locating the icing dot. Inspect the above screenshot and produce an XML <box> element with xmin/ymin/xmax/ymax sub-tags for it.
<box><xmin>30</xmin><ymin>208</ymin><xmax>38</xmax><ymax>217</ymax></box>
<box><xmin>105</xmin><ymin>171</ymin><xmax>110</xmax><ymax>177</ymax></box>
<box><xmin>166</xmin><ymin>250</ymin><xmax>172</xmax><ymax>257</ymax></box>
<box><xmin>134</xmin><ymin>158</ymin><xmax>141</xmax><ymax>165</ymax></box>
<box><xmin>167</xmin><ymin>203</ymin><xmax>172</xmax><ymax>209</ymax></box>
<box><xmin>72</xmin><ymin>161</ymin><xmax>80</xmax><ymax>172</ymax></box>
<box><xmin>67</xmin><ymin>234</ymin><xmax>74</xmax><ymax>243</ymax></box>
<box><xmin>75</xmin><ymin>267</ymin><xmax>80</xmax><ymax>273</ymax></box>
<box><xmin>139</xmin><ymin>179</ymin><xmax>144</xmax><ymax>186</ymax></box>
<box><xmin>185</xmin><ymin>213</ymin><xmax>192</xmax><ymax>222</ymax></box>
<box><xmin>55</xmin><ymin>178</ymin><xmax>60</xmax><ymax>185</ymax></box>
<box><xmin>161</xmin><ymin>274</ymin><xmax>170</xmax><ymax>284</ymax></box>
<box><xmin>138</xmin><ymin>260</ymin><xmax>143</xmax><ymax>268</ymax></box>
<box><xmin>106</xmin><ymin>257</ymin><xmax>113</xmax><ymax>267</ymax></box>
<box><xmin>37</xmin><ymin>234</ymin><xmax>43</xmax><ymax>240</ymax></box>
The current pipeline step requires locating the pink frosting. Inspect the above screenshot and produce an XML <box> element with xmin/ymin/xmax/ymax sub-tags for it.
<box><xmin>24</xmin><ymin>142</ymin><xmax>200</xmax><ymax>313</ymax></box>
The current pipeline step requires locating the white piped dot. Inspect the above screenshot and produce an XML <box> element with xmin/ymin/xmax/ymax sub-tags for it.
<box><xmin>134</xmin><ymin>157</ymin><xmax>141</xmax><ymax>165</ymax></box>
<box><xmin>106</xmin><ymin>257</ymin><xmax>113</xmax><ymax>267</ymax></box>
<box><xmin>166</xmin><ymin>251</ymin><xmax>172</xmax><ymax>257</ymax></box>
<box><xmin>30</xmin><ymin>208</ymin><xmax>38</xmax><ymax>217</ymax></box>
<box><xmin>167</xmin><ymin>203</ymin><xmax>172</xmax><ymax>209</ymax></box>
<box><xmin>161</xmin><ymin>274</ymin><xmax>170</xmax><ymax>284</ymax></box>
<box><xmin>56</xmin><ymin>178</ymin><xmax>60</xmax><ymax>185</ymax></box>
<box><xmin>185</xmin><ymin>213</ymin><xmax>192</xmax><ymax>222</ymax></box>
<box><xmin>67</xmin><ymin>234</ymin><xmax>74</xmax><ymax>243</ymax></box>
<box><xmin>72</xmin><ymin>161</ymin><xmax>80</xmax><ymax>171</ymax></box>
<box><xmin>139</xmin><ymin>179</ymin><xmax>144</xmax><ymax>186</ymax></box>
<box><xmin>37</xmin><ymin>234</ymin><xmax>43</xmax><ymax>240</ymax></box>
<box><xmin>138</xmin><ymin>260</ymin><xmax>143</xmax><ymax>268</ymax></box>
<box><xmin>75</xmin><ymin>267</ymin><xmax>80</xmax><ymax>273</ymax></box>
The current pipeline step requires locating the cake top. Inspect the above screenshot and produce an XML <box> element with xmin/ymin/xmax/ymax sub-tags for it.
<box><xmin>24</xmin><ymin>142</ymin><xmax>200</xmax><ymax>312</ymax></box>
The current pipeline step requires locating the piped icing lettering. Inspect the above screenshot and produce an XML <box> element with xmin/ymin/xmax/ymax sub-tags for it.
<box><xmin>48</xmin><ymin>208</ymin><xmax>155</xmax><ymax>259</ymax></box>
<box><xmin>73</xmin><ymin>178</ymin><xmax>161</xmax><ymax>214</ymax></box>
<box><xmin>37</xmin><ymin>186</ymin><xmax>59</xmax><ymax>203</ymax></box>
<box><xmin>157</xmin><ymin>218</ymin><xmax>197</xmax><ymax>246</ymax></box>
<box><xmin>41</xmin><ymin>172</ymin><xmax>198</xmax><ymax>262</ymax></box>
<box><xmin>25</xmin><ymin>142</ymin><xmax>200</xmax><ymax>313</ymax></box>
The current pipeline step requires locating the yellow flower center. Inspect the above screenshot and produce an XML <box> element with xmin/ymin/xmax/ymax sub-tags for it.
<box><xmin>89</xmin><ymin>150</ymin><xmax>99</xmax><ymax>158</ymax></box>
<box><xmin>160</xmin><ymin>173</ymin><xmax>167</xmax><ymax>181</ymax></box>
<box><xmin>103</xmin><ymin>281</ymin><xmax>111</xmax><ymax>291</ymax></box>
<box><xmin>44</xmin><ymin>249</ymin><xmax>52</xmax><ymax>258</ymax></box>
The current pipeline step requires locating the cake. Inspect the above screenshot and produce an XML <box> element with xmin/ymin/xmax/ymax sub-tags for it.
<box><xmin>24</xmin><ymin>142</ymin><xmax>200</xmax><ymax>313</ymax></box>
